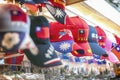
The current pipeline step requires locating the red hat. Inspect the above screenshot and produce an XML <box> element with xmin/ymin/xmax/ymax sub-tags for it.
<box><xmin>114</xmin><ymin>35</ymin><xmax>120</xmax><ymax>45</ymax></box>
<box><xmin>50</xmin><ymin>22</ymin><xmax>84</xmax><ymax>55</ymax></box>
<box><xmin>95</xmin><ymin>26</ymin><xmax>106</xmax><ymax>48</ymax></box>
<box><xmin>111</xmin><ymin>44</ymin><xmax>120</xmax><ymax>61</ymax></box>
<box><xmin>67</xmin><ymin>16</ymin><xmax>93</xmax><ymax>57</ymax></box>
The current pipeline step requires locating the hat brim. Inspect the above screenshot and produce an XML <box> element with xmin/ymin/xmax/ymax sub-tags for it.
<box><xmin>52</xmin><ymin>40</ymin><xmax>84</xmax><ymax>54</ymax></box>
<box><xmin>89</xmin><ymin>43</ymin><xmax>107</xmax><ymax>57</ymax></box>
<box><xmin>24</xmin><ymin>44</ymin><xmax>62</xmax><ymax>67</ymax></box>
<box><xmin>111</xmin><ymin>47</ymin><xmax>120</xmax><ymax>61</ymax></box>
<box><xmin>108</xmin><ymin>51</ymin><xmax>119</xmax><ymax>63</ymax></box>
<box><xmin>78</xmin><ymin>42</ymin><xmax>92</xmax><ymax>56</ymax></box>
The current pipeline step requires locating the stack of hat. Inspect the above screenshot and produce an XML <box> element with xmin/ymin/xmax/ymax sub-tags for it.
<box><xmin>95</xmin><ymin>26</ymin><xmax>119</xmax><ymax>63</ymax></box>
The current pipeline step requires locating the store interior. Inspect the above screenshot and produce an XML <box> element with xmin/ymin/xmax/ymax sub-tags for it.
<box><xmin>0</xmin><ymin>0</ymin><xmax>120</xmax><ymax>80</ymax></box>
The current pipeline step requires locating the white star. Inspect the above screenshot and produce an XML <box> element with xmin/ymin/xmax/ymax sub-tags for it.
<box><xmin>117</xmin><ymin>47</ymin><xmax>120</xmax><ymax>51</ymax></box>
<box><xmin>59</xmin><ymin>42</ymin><xmax>70</xmax><ymax>51</ymax></box>
<box><xmin>54</xmin><ymin>8</ymin><xmax>65</xmax><ymax>18</ymax></box>
<box><xmin>45</xmin><ymin>53</ymin><xmax>52</xmax><ymax>59</ymax></box>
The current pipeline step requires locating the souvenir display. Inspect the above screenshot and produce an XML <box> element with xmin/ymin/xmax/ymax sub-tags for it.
<box><xmin>0</xmin><ymin>0</ymin><xmax>120</xmax><ymax>79</ymax></box>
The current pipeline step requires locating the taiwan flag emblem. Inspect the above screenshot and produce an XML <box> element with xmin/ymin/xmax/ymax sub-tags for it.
<box><xmin>10</xmin><ymin>10</ymin><xmax>27</xmax><ymax>23</ymax></box>
<box><xmin>112</xmin><ymin>44</ymin><xmax>120</xmax><ymax>61</ymax></box>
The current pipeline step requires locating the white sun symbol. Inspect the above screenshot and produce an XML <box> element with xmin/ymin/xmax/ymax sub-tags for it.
<box><xmin>59</xmin><ymin>42</ymin><xmax>71</xmax><ymax>51</ymax></box>
<box><xmin>54</xmin><ymin>8</ymin><xmax>65</xmax><ymax>18</ymax></box>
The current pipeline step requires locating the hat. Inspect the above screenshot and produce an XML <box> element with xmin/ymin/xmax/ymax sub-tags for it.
<box><xmin>104</xmin><ymin>31</ymin><xmax>117</xmax><ymax>51</ymax></box>
<box><xmin>67</xmin><ymin>16</ymin><xmax>93</xmax><ymax>57</ymax></box>
<box><xmin>111</xmin><ymin>44</ymin><xmax>120</xmax><ymax>61</ymax></box>
<box><xmin>99</xmin><ymin>30</ymin><xmax>119</xmax><ymax>63</ymax></box>
<box><xmin>0</xmin><ymin>4</ymin><xmax>30</xmax><ymax>33</ymax></box>
<box><xmin>0</xmin><ymin>4</ymin><xmax>30</xmax><ymax>52</ymax></box>
<box><xmin>88</xmin><ymin>25</ymin><xmax>108</xmax><ymax>57</ymax></box>
<box><xmin>95</xmin><ymin>26</ymin><xmax>106</xmax><ymax>48</ymax></box>
<box><xmin>50</xmin><ymin>22</ymin><xmax>84</xmax><ymax>55</ymax></box>
<box><xmin>24</xmin><ymin>16</ymin><xmax>62</xmax><ymax>67</ymax></box>
<box><xmin>105</xmin><ymin>31</ymin><xmax>120</xmax><ymax>61</ymax></box>
<box><xmin>46</xmin><ymin>3</ymin><xmax>71</xmax><ymax>24</ymax></box>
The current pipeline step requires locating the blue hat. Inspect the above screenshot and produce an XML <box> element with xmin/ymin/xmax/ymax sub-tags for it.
<box><xmin>88</xmin><ymin>25</ymin><xmax>108</xmax><ymax>57</ymax></box>
<box><xmin>24</xmin><ymin>16</ymin><xmax>62</xmax><ymax>67</ymax></box>
<box><xmin>0</xmin><ymin>4</ymin><xmax>30</xmax><ymax>53</ymax></box>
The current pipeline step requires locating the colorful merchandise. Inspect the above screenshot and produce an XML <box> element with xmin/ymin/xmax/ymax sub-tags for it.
<box><xmin>88</xmin><ymin>25</ymin><xmax>108</xmax><ymax>57</ymax></box>
<box><xmin>24</xmin><ymin>16</ymin><xmax>62</xmax><ymax>67</ymax></box>
<box><xmin>0</xmin><ymin>4</ymin><xmax>30</xmax><ymax>53</ymax></box>
<box><xmin>95</xmin><ymin>26</ymin><xmax>106</xmax><ymax>48</ymax></box>
<box><xmin>50</xmin><ymin>22</ymin><xmax>84</xmax><ymax>55</ymax></box>
<box><xmin>69</xmin><ymin>16</ymin><xmax>93</xmax><ymax>57</ymax></box>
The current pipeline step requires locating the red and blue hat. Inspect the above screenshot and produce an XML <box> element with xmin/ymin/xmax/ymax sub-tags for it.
<box><xmin>95</xmin><ymin>26</ymin><xmax>106</xmax><ymax>48</ymax></box>
<box><xmin>24</xmin><ymin>16</ymin><xmax>62</xmax><ymax>67</ymax></box>
<box><xmin>95</xmin><ymin>27</ymin><xmax>119</xmax><ymax>63</ymax></box>
<box><xmin>50</xmin><ymin>22</ymin><xmax>84</xmax><ymax>55</ymax></box>
<box><xmin>67</xmin><ymin>16</ymin><xmax>93</xmax><ymax>57</ymax></box>
<box><xmin>88</xmin><ymin>25</ymin><xmax>108</xmax><ymax>57</ymax></box>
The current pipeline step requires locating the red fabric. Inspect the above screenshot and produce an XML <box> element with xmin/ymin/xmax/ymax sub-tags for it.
<box><xmin>36</xmin><ymin>27</ymin><xmax>50</xmax><ymax>38</ymax></box>
<box><xmin>114</xmin><ymin>35</ymin><xmax>120</xmax><ymax>45</ymax></box>
<box><xmin>1</xmin><ymin>4</ymin><xmax>27</xmax><ymax>23</ymax></box>
<box><xmin>67</xmin><ymin>16</ymin><xmax>93</xmax><ymax>57</ymax></box>
<box><xmin>68</xmin><ymin>16</ymin><xmax>89</xmax><ymax>43</ymax></box>
<box><xmin>11</xmin><ymin>10</ymin><xmax>27</xmax><ymax>23</ymax></box>
<box><xmin>111</xmin><ymin>47</ymin><xmax>120</xmax><ymax>61</ymax></box>
<box><xmin>50</xmin><ymin>22</ymin><xmax>85</xmax><ymax>56</ymax></box>
<box><xmin>72</xmin><ymin>42</ymin><xmax>92</xmax><ymax>57</ymax></box>
<box><xmin>5</xmin><ymin>50</ymin><xmax>24</xmax><ymax>64</ymax></box>
<box><xmin>50</xmin><ymin>22</ymin><xmax>73</xmax><ymax>42</ymax></box>
<box><xmin>95</xmin><ymin>26</ymin><xmax>106</xmax><ymax>48</ymax></box>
